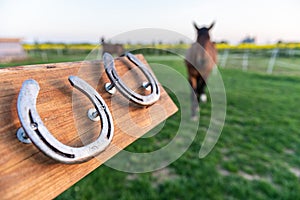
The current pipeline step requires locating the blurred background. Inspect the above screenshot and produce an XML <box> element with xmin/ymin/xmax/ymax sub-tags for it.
<box><xmin>1</xmin><ymin>0</ymin><xmax>300</xmax><ymax>199</ymax></box>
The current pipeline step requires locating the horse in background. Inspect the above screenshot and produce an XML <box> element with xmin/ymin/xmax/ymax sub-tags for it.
<box><xmin>185</xmin><ymin>21</ymin><xmax>217</xmax><ymax>120</ymax></box>
<box><xmin>101</xmin><ymin>37</ymin><xmax>125</xmax><ymax>56</ymax></box>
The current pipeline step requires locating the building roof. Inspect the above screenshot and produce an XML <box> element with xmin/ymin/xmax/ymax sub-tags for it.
<box><xmin>0</xmin><ymin>38</ymin><xmax>22</xmax><ymax>43</ymax></box>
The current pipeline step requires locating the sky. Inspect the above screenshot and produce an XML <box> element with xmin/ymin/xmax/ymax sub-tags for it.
<box><xmin>1</xmin><ymin>0</ymin><xmax>300</xmax><ymax>44</ymax></box>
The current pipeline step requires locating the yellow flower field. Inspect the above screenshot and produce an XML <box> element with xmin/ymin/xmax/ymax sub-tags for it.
<box><xmin>22</xmin><ymin>42</ymin><xmax>300</xmax><ymax>51</ymax></box>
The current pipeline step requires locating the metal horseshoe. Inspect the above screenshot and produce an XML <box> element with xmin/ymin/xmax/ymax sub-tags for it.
<box><xmin>103</xmin><ymin>52</ymin><xmax>160</xmax><ymax>106</ymax></box>
<box><xmin>16</xmin><ymin>76</ymin><xmax>114</xmax><ymax>164</ymax></box>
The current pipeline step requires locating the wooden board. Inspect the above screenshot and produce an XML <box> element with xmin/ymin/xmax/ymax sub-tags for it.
<box><xmin>0</xmin><ymin>55</ymin><xmax>178</xmax><ymax>199</ymax></box>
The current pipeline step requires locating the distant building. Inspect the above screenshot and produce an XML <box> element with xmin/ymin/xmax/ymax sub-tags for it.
<box><xmin>0</xmin><ymin>38</ymin><xmax>27</xmax><ymax>62</ymax></box>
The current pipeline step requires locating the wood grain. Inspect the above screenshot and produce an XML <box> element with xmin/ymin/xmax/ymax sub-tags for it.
<box><xmin>0</xmin><ymin>55</ymin><xmax>178</xmax><ymax>199</ymax></box>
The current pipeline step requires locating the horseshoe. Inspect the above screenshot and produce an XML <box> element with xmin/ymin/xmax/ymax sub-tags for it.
<box><xmin>16</xmin><ymin>76</ymin><xmax>114</xmax><ymax>164</ymax></box>
<box><xmin>103</xmin><ymin>52</ymin><xmax>160</xmax><ymax>106</ymax></box>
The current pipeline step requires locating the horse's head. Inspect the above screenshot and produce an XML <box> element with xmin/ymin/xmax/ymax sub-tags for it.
<box><xmin>193</xmin><ymin>21</ymin><xmax>215</xmax><ymax>44</ymax></box>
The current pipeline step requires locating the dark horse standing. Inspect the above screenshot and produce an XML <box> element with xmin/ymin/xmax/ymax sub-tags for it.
<box><xmin>185</xmin><ymin>22</ymin><xmax>217</xmax><ymax>120</ymax></box>
<box><xmin>101</xmin><ymin>37</ymin><xmax>125</xmax><ymax>56</ymax></box>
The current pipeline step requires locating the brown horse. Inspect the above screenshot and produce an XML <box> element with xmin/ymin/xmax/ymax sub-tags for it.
<box><xmin>101</xmin><ymin>37</ymin><xmax>125</xmax><ymax>56</ymax></box>
<box><xmin>185</xmin><ymin>22</ymin><xmax>217</xmax><ymax>119</ymax></box>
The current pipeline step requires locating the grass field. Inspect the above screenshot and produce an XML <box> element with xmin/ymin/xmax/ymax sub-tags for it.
<box><xmin>2</xmin><ymin>51</ymin><xmax>300</xmax><ymax>199</ymax></box>
<box><xmin>54</xmin><ymin>53</ymin><xmax>300</xmax><ymax>199</ymax></box>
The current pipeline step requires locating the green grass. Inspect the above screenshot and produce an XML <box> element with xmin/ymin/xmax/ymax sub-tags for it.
<box><xmin>55</xmin><ymin>55</ymin><xmax>300</xmax><ymax>199</ymax></box>
<box><xmin>2</xmin><ymin>51</ymin><xmax>300</xmax><ymax>199</ymax></box>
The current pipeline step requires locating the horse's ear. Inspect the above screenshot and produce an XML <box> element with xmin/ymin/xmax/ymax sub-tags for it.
<box><xmin>208</xmin><ymin>21</ymin><xmax>215</xmax><ymax>30</ymax></box>
<box><xmin>193</xmin><ymin>22</ymin><xmax>200</xmax><ymax>31</ymax></box>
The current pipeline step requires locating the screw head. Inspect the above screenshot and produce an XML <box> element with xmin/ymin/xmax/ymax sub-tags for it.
<box><xmin>16</xmin><ymin>127</ymin><xmax>32</xmax><ymax>144</ymax></box>
<box><xmin>87</xmin><ymin>108</ymin><xmax>100</xmax><ymax>122</ymax></box>
<box><xmin>105</xmin><ymin>83</ymin><xmax>116</xmax><ymax>94</ymax></box>
<box><xmin>142</xmin><ymin>82</ymin><xmax>151</xmax><ymax>91</ymax></box>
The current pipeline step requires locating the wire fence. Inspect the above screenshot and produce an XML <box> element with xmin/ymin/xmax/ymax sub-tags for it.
<box><xmin>21</xmin><ymin>43</ymin><xmax>300</xmax><ymax>76</ymax></box>
<box><xmin>217</xmin><ymin>48</ymin><xmax>300</xmax><ymax>76</ymax></box>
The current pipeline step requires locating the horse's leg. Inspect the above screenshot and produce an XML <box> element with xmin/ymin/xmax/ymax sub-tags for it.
<box><xmin>197</xmin><ymin>75</ymin><xmax>207</xmax><ymax>103</ymax></box>
<box><xmin>189</xmin><ymin>75</ymin><xmax>199</xmax><ymax>119</ymax></box>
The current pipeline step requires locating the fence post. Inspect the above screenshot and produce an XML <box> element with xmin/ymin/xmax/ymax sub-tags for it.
<box><xmin>288</xmin><ymin>48</ymin><xmax>295</xmax><ymax>57</ymax></box>
<box><xmin>267</xmin><ymin>48</ymin><xmax>279</xmax><ymax>74</ymax></box>
<box><xmin>220</xmin><ymin>49</ymin><xmax>229</xmax><ymax>68</ymax></box>
<box><xmin>57</xmin><ymin>48</ymin><xmax>63</xmax><ymax>56</ymax></box>
<box><xmin>242</xmin><ymin>49</ymin><xmax>249</xmax><ymax>71</ymax></box>
<box><xmin>41</xmin><ymin>51</ymin><xmax>48</xmax><ymax>62</ymax></box>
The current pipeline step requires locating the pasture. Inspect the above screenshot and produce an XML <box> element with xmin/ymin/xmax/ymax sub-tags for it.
<box><xmin>2</xmin><ymin>49</ymin><xmax>300</xmax><ymax>199</ymax></box>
